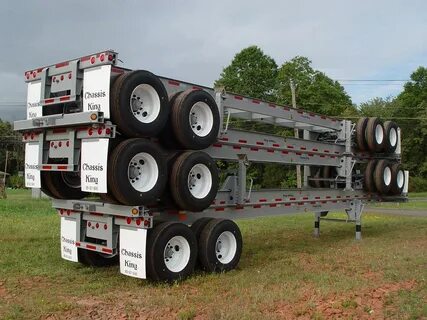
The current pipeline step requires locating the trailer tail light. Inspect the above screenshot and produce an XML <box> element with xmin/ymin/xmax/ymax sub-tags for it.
<box><xmin>90</xmin><ymin>56</ymin><xmax>96</xmax><ymax>64</ymax></box>
<box><xmin>108</xmin><ymin>54</ymin><xmax>113</xmax><ymax>61</ymax></box>
<box><xmin>104</xmin><ymin>224</ymin><xmax>107</xmax><ymax>230</ymax></box>
<box><xmin>68</xmin><ymin>73</ymin><xmax>72</xmax><ymax>79</ymax></box>
<box><xmin>100</xmin><ymin>54</ymin><xmax>105</xmax><ymax>62</ymax></box>
<box><xmin>105</xmin><ymin>128</ymin><xmax>111</xmax><ymax>135</ymax></box>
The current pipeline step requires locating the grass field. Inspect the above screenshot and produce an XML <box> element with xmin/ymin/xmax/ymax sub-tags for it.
<box><xmin>0</xmin><ymin>190</ymin><xmax>426</xmax><ymax>319</ymax></box>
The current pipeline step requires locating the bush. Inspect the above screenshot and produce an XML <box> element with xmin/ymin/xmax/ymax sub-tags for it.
<box><xmin>7</xmin><ymin>175</ymin><xmax>24</xmax><ymax>189</ymax></box>
<box><xmin>408</xmin><ymin>176</ymin><xmax>427</xmax><ymax>192</ymax></box>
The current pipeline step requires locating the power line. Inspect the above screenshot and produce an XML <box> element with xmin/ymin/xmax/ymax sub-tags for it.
<box><xmin>336</xmin><ymin>79</ymin><xmax>410</xmax><ymax>82</ymax></box>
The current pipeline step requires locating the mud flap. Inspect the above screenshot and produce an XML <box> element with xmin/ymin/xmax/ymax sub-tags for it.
<box><xmin>26</xmin><ymin>80</ymin><xmax>42</xmax><ymax>119</ymax></box>
<box><xmin>83</xmin><ymin>65</ymin><xmax>111</xmax><ymax>118</ymax></box>
<box><xmin>119</xmin><ymin>226</ymin><xmax>147</xmax><ymax>279</ymax></box>
<box><xmin>60</xmin><ymin>216</ymin><xmax>78</xmax><ymax>262</ymax></box>
<box><xmin>24</xmin><ymin>142</ymin><xmax>41</xmax><ymax>188</ymax></box>
<box><xmin>80</xmin><ymin>138</ymin><xmax>109</xmax><ymax>193</ymax></box>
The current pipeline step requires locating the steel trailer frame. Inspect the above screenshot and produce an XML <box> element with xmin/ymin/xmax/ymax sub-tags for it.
<box><xmin>15</xmin><ymin>51</ymin><xmax>407</xmax><ymax>279</ymax></box>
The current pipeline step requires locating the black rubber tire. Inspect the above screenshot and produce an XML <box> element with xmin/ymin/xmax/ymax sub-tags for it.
<box><xmin>110</xmin><ymin>70</ymin><xmax>169</xmax><ymax>137</ymax></box>
<box><xmin>308</xmin><ymin>167</ymin><xmax>322</xmax><ymax>188</ymax></box>
<box><xmin>146</xmin><ymin>222</ymin><xmax>197</xmax><ymax>282</ymax></box>
<box><xmin>108</xmin><ymin>138</ymin><xmax>168</xmax><ymax>205</ymax></box>
<box><xmin>40</xmin><ymin>172</ymin><xmax>55</xmax><ymax>198</ymax></box>
<box><xmin>390</xmin><ymin>163</ymin><xmax>405</xmax><ymax>195</ymax></box>
<box><xmin>355</xmin><ymin>117</ymin><xmax>369</xmax><ymax>151</ymax></box>
<box><xmin>198</xmin><ymin>219</ymin><xmax>242</xmax><ymax>273</ymax></box>
<box><xmin>43</xmin><ymin>171</ymin><xmax>87</xmax><ymax>199</ymax></box>
<box><xmin>171</xmin><ymin>89</ymin><xmax>220</xmax><ymax>150</ymax></box>
<box><xmin>170</xmin><ymin>151</ymin><xmax>219</xmax><ymax>212</ymax></box>
<box><xmin>383</xmin><ymin>121</ymin><xmax>399</xmax><ymax>154</ymax></box>
<box><xmin>366</xmin><ymin>117</ymin><xmax>385</xmax><ymax>153</ymax></box>
<box><xmin>374</xmin><ymin>159</ymin><xmax>392</xmax><ymax>194</ymax></box>
<box><xmin>321</xmin><ymin>166</ymin><xmax>335</xmax><ymax>188</ymax></box>
<box><xmin>159</xmin><ymin>91</ymin><xmax>183</xmax><ymax>149</ymax></box>
<box><xmin>364</xmin><ymin>160</ymin><xmax>377</xmax><ymax>193</ymax></box>
<box><xmin>191</xmin><ymin>217</ymin><xmax>215</xmax><ymax>242</ymax></box>
<box><xmin>78</xmin><ymin>249</ymin><xmax>119</xmax><ymax>267</ymax></box>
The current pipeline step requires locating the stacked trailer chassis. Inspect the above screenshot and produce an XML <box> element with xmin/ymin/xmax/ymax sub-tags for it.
<box><xmin>14</xmin><ymin>51</ymin><xmax>407</xmax><ymax>280</ymax></box>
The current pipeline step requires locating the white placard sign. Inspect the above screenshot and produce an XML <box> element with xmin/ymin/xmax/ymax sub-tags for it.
<box><xmin>60</xmin><ymin>217</ymin><xmax>78</xmax><ymax>262</ymax></box>
<box><xmin>24</xmin><ymin>142</ymin><xmax>41</xmax><ymax>188</ymax></box>
<box><xmin>120</xmin><ymin>226</ymin><xmax>147</xmax><ymax>279</ymax></box>
<box><xmin>83</xmin><ymin>65</ymin><xmax>111</xmax><ymax>118</ymax></box>
<box><xmin>27</xmin><ymin>80</ymin><xmax>42</xmax><ymax>119</ymax></box>
<box><xmin>80</xmin><ymin>138</ymin><xmax>109</xmax><ymax>193</ymax></box>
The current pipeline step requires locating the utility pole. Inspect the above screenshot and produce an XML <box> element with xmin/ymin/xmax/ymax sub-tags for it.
<box><xmin>290</xmin><ymin>79</ymin><xmax>302</xmax><ymax>188</ymax></box>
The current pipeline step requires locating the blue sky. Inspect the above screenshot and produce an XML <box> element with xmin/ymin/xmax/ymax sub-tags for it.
<box><xmin>0</xmin><ymin>0</ymin><xmax>426</xmax><ymax>120</ymax></box>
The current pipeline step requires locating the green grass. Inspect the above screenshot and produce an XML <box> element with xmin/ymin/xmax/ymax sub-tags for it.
<box><xmin>0</xmin><ymin>189</ymin><xmax>426</xmax><ymax>319</ymax></box>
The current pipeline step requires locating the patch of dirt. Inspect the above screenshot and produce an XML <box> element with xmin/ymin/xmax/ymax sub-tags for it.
<box><xmin>0</xmin><ymin>281</ymin><xmax>7</xmax><ymax>298</ymax></box>
<box><xmin>272</xmin><ymin>280</ymin><xmax>417</xmax><ymax>319</ymax></box>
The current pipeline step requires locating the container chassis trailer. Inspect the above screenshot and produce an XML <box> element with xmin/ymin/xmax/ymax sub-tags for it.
<box><xmin>15</xmin><ymin>50</ymin><xmax>408</xmax><ymax>281</ymax></box>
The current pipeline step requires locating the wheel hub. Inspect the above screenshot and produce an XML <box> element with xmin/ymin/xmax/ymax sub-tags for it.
<box><xmin>188</xmin><ymin>102</ymin><xmax>213</xmax><ymax>137</ymax></box>
<box><xmin>215</xmin><ymin>231</ymin><xmax>237</xmax><ymax>264</ymax></box>
<box><xmin>163</xmin><ymin>236</ymin><xmax>190</xmax><ymax>272</ymax></box>
<box><xmin>127</xmin><ymin>152</ymin><xmax>158</xmax><ymax>192</ymax></box>
<box><xmin>129</xmin><ymin>84</ymin><xmax>160</xmax><ymax>124</ymax></box>
<box><xmin>187</xmin><ymin>164</ymin><xmax>212</xmax><ymax>199</ymax></box>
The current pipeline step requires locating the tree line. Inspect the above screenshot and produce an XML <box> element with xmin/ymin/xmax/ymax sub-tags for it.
<box><xmin>215</xmin><ymin>46</ymin><xmax>426</xmax><ymax>191</ymax></box>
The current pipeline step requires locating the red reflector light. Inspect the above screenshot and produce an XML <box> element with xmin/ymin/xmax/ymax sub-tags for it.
<box><xmin>105</xmin><ymin>128</ymin><xmax>111</xmax><ymax>135</ymax></box>
<box><xmin>104</xmin><ymin>224</ymin><xmax>107</xmax><ymax>230</ymax></box>
<box><xmin>136</xmin><ymin>219</ymin><xmax>141</xmax><ymax>226</ymax></box>
<box><xmin>24</xmin><ymin>133</ymin><xmax>28</xmax><ymax>140</ymax></box>
<box><xmin>60</xmin><ymin>75</ymin><xmax>64</xmax><ymax>81</ymax></box>
<box><xmin>66</xmin><ymin>141</ymin><xmax>70</xmax><ymax>147</ymax></box>
<box><xmin>68</xmin><ymin>73</ymin><xmax>72</xmax><ymax>79</ymax></box>
<box><xmin>144</xmin><ymin>219</ymin><xmax>150</xmax><ymax>226</ymax></box>
<box><xmin>66</xmin><ymin>210</ymin><xmax>71</xmax><ymax>216</ymax></box>
<box><xmin>97</xmin><ymin>128</ymin><xmax>103</xmax><ymax>135</ymax></box>
<box><xmin>50</xmin><ymin>142</ymin><xmax>54</xmax><ymax>147</ymax></box>
<box><xmin>108</xmin><ymin>54</ymin><xmax>113</xmax><ymax>61</ymax></box>
<box><xmin>88</xmin><ymin>128</ymin><xmax>93</xmax><ymax>136</ymax></box>
<box><xmin>88</xmin><ymin>222</ymin><xmax>92</xmax><ymax>227</ymax></box>
<box><xmin>100</xmin><ymin>54</ymin><xmax>105</xmax><ymax>62</ymax></box>
<box><xmin>96</xmin><ymin>223</ymin><xmax>99</xmax><ymax>229</ymax></box>
<box><xmin>32</xmin><ymin>71</ymin><xmax>36</xmax><ymax>78</ymax></box>
<box><xmin>90</xmin><ymin>56</ymin><xmax>95</xmax><ymax>64</ymax></box>
<box><xmin>26</xmin><ymin>74</ymin><xmax>30</xmax><ymax>80</ymax></box>
<box><xmin>58</xmin><ymin>141</ymin><xmax>62</xmax><ymax>147</ymax></box>
<box><xmin>126</xmin><ymin>217</ymin><xmax>132</xmax><ymax>225</ymax></box>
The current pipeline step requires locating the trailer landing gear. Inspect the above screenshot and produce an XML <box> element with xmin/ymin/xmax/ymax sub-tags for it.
<box><xmin>314</xmin><ymin>199</ymin><xmax>365</xmax><ymax>240</ymax></box>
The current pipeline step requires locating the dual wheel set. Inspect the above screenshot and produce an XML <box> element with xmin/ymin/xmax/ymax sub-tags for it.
<box><xmin>42</xmin><ymin>70</ymin><xmax>223</xmax><ymax>211</ymax></box>
<box><xmin>79</xmin><ymin>218</ymin><xmax>243</xmax><ymax>282</ymax></box>
<box><xmin>364</xmin><ymin>159</ymin><xmax>405</xmax><ymax>195</ymax></box>
<box><xmin>356</xmin><ymin>117</ymin><xmax>399</xmax><ymax>153</ymax></box>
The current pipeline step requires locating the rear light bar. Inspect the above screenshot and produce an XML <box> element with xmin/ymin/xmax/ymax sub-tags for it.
<box><xmin>24</xmin><ymin>50</ymin><xmax>117</xmax><ymax>81</ymax></box>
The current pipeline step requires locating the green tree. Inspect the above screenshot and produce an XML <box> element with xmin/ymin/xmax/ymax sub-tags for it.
<box><xmin>393</xmin><ymin>67</ymin><xmax>427</xmax><ymax>180</ymax></box>
<box><xmin>276</xmin><ymin>56</ymin><xmax>353</xmax><ymax>116</ymax></box>
<box><xmin>359</xmin><ymin>97</ymin><xmax>395</xmax><ymax>118</ymax></box>
<box><xmin>0</xmin><ymin>119</ymin><xmax>23</xmax><ymax>176</ymax></box>
<box><xmin>215</xmin><ymin>46</ymin><xmax>278</xmax><ymax>101</ymax></box>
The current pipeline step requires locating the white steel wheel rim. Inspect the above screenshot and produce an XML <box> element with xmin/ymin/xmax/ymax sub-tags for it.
<box><xmin>188</xmin><ymin>164</ymin><xmax>212</xmax><ymax>199</ymax></box>
<box><xmin>383</xmin><ymin>166</ymin><xmax>392</xmax><ymax>186</ymax></box>
<box><xmin>389</xmin><ymin>128</ymin><xmax>397</xmax><ymax>147</ymax></box>
<box><xmin>164</xmin><ymin>236</ymin><xmax>191</xmax><ymax>273</ymax></box>
<box><xmin>189</xmin><ymin>102</ymin><xmax>214</xmax><ymax>137</ymax></box>
<box><xmin>130</xmin><ymin>84</ymin><xmax>161</xmax><ymax>124</ymax></box>
<box><xmin>397</xmin><ymin>170</ymin><xmax>404</xmax><ymax>188</ymax></box>
<box><xmin>375</xmin><ymin>124</ymin><xmax>384</xmax><ymax>144</ymax></box>
<box><xmin>216</xmin><ymin>231</ymin><xmax>237</xmax><ymax>264</ymax></box>
<box><xmin>128</xmin><ymin>152</ymin><xmax>158</xmax><ymax>192</ymax></box>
